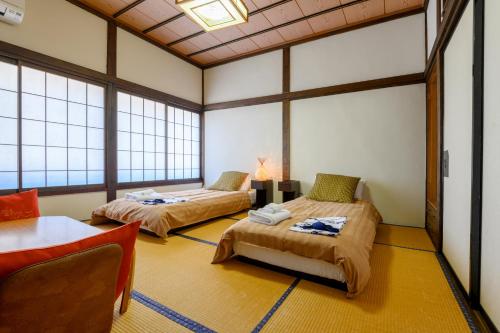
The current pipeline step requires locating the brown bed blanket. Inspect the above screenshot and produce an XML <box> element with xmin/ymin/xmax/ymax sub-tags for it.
<box><xmin>91</xmin><ymin>189</ymin><xmax>251</xmax><ymax>238</ymax></box>
<box><xmin>212</xmin><ymin>196</ymin><xmax>382</xmax><ymax>297</ymax></box>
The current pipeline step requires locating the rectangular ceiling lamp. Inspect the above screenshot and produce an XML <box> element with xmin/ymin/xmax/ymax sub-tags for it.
<box><xmin>176</xmin><ymin>0</ymin><xmax>248</xmax><ymax>32</ymax></box>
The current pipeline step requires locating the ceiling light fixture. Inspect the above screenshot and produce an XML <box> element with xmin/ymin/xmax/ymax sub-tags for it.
<box><xmin>176</xmin><ymin>0</ymin><xmax>248</xmax><ymax>32</ymax></box>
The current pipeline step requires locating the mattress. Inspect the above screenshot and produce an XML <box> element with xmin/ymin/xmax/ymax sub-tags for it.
<box><xmin>234</xmin><ymin>241</ymin><xmax>346</xmax><ymax>282</ymax></box>
<box><xmin>213</xmin><ymin>196</ymin><xmax>382</xmax><ymax>296</ymax></box>
<box><xmin>91</xmin><ymin>189</ymin><xmax>252</xmax><ymax>237</ymax></box>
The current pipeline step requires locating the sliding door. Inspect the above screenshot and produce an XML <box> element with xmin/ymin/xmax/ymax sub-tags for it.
<box><xmin>480</xmin><ymin>0</ymin><xmax>500</xmax><ymax>328</ymax></box>
<box><xmin>442</xmin><ymin>2</ymin><xmax>473</xmax><ymax>292</ymax></box>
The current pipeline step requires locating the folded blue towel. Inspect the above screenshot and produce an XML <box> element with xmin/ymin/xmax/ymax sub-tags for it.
<box><xmin>301</xmin><ymin>221</ymin><xmax>340</xmax><ymax>233</ymax></box>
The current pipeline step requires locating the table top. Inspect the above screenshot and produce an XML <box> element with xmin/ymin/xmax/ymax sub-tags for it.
<box><xmin>0</xmin><ymin>216</ymin><xmax>102</xmax><ymax>253</ymax></box>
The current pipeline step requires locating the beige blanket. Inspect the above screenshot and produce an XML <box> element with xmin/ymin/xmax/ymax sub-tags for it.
<box><xmin>212</xmin><ymin>196</ymin><xmax>382</xmax><ymax>297</ymax></box>
<box><xmin>91</xmin><ymin>189</ymin><xmax>251</xmax><ymax>238</ymax></box>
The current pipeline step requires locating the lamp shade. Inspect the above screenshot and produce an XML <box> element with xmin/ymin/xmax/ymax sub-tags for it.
<box><xmin>255</xmin><ymin>158</ymin><xmax>269</xmax><ymax>181</ymax></box>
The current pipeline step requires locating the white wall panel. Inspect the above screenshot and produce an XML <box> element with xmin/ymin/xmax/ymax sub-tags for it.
<box><xmin>442</xmin><ymin>2</ymin><xmax>473</xmax><ymax>292</ymax></box>
<box><xmin>0</xmin><ymin>0</ymin><xmax>107</xmax><ymax>73</ymax></box>
<box><xmin>290</xmin><ymin>14</ymin><xmax>425</xmax><ymax>91</ymax></box>
<box><xmin>204</xmin><ymin>51</ymin><xmax>282</xmax><ymax>104</ymax></box>
<box><xmin>481</xmin><ymin>0</ymin><xmax>500</xmax><ymax>328</ymax></box>
<box><xmin>39</xmin><ymin>192</ymin><xmax>107</xmax><ymax>221</ymax></box>
<box><xmin>426</xmin><ymin>0</ymin><xmax>438</xmax><ymax>58</ymax></box>
<box><xmin>117</xmin><ymin>28</ymin><xmax>202</xmax><ymax>104</ymax></box>
<box><xmin>290</xmin><ymin>85</ymin><xmax>426</xmax><ymax>227</ymax></box>
<box><xmin>205</xmin><ymin>103</ymin><xmax>282</xmax><ymax>201</ymax></box>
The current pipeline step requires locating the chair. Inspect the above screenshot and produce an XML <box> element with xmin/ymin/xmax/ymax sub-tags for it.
<box><xmin>0</xmin><ymin>244</ymin><xmax>122</xmax><ymax>333</ymax></box>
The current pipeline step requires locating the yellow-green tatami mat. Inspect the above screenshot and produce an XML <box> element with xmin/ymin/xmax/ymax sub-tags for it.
<box><xmin>260</xmin><ymin>244</ymin><xmax>469</xmax><ymax>333</ymax></box>
<box><xmin>112</xmin><ymin>299</ymin><xmax>190</xmax><ymax>333</ymax></box>
<box><xmin>228</xmin><ymin>210</ymin><xmax>249</xmax><ymax>220</ymax></box>
<box><xmin>175</xmin><ymin>218</ymin><xmax>237</xmax><ymax>243</ymax></box>
<box><xmin>97</xmin><ymin>215</ymin><xmax>472</xmax><ymax>333</ymax></box>
<box><xmin>132</xmin><ymin>233</ymin><xmax>295</xmax><ymax>332</ymax></box>
<box><xmin>375</xmin><ymin>223</ymin><xmax>436</xmax><ymax>251</ymax></box>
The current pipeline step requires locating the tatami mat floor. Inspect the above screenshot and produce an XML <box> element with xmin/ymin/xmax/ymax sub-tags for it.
<box><xmin>98</xmin><ymin>212</ymin><xmax>474</xmax><ymax>333</ymax></box>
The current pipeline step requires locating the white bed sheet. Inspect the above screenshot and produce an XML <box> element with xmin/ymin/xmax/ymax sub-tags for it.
<box><xmin>233</xmin><ymin>241</ymin><xmax>346</xmax><ymax>282</ymax></box>
<box><xmin>248</xmin><ymin>189</ymin><xmax>256</xmax><ymax>205</ymax></box>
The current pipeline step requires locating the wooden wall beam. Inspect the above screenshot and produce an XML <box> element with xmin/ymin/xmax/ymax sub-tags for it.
<box><xmin>203</xmin><ymin>73</ymin><xmax>425</xmax><ymax>111</ymax></box>
<box><xmin>469</xmin><ymin>0</ymin><xmax>484</xmax><ymax>309</ymax></box>
<box><xmin>282</xmin><ymin>47</ymin><xmax>291</xmax><ymax>181</ymax></box>
<box><xmin>106</xmin><ymin>22</ymin><xmax>118</xmax><ymax>202</ymax></box>
<box><xmin>0</xmin><ymin>40</ymin><xmax>203</xmax><ymax>111</ymax></box>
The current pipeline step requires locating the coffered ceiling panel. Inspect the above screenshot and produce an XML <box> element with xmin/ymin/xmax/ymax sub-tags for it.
<box><xmin>74</xmin><ymin>0</ymin><xmax>425</xmax><ymax>67</ymax></box>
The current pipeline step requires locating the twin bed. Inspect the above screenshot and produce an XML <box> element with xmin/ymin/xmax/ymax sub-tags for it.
<box><xmin>91</xmin><ymin>173</ymin><xmax>382</xmax><ymax>297</ymax></box>
<box><xmin>91</xmin><ymin>188</ymin><xmax>254</xmax><ymax>238</ymax></box>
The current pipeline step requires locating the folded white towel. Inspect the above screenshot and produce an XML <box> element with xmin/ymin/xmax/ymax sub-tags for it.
<box><xmin>125</xmin><ymin>189</ymin><xmax>172</xmax><ymax>201</ymax></box>
<box><xmin>259</xmin><ymin>203</ymin><xmax>284</xmax><ymax>214</ymax></box>
<box><xmin>248</xmin><ymin>209</ymin><xmax>291</xmax><ymax>226</ymax></box>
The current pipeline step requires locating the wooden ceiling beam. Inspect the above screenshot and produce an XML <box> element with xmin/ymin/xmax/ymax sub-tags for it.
<box><xmin>188</xmin><ymin>0</ymin><xmax>370</xmax><ymax>57</ymax></box>
<box><xmin>143</xmin><ymin>13</ymin><xmax>185</xmax><ymax>34</ymax></box>
<box><xmin>166</xmin><ymin>0</ymin><xmax>294</xmax><ymax>47</ymax></box>
<box><xmin>113</xmin><ymin>0</ymin><xmax>147</xmax><ymax>18</ymax></box>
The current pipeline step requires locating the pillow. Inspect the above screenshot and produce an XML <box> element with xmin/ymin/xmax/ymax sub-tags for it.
<box><xmin>0</xmin><ymin>190</ymin><xmax>40</xmax><ymax>222</ymax></box>
<box><xmin>307</xmin><ymin>173</ymin><xmax>360</xmax><ymax>203</ymax></box>
<box><xmin>209</xmin><ymin>171</ymin><xmax>249</xmax><ymax>191</ymax></box>
<box><xmin>239</xmin><ymin>174</ymin><xmax>251</xmax><ymax>191</ymax></box>
<box><xmin>354</xmin><ymin>179</ymin><xmax>366</xmax><ymax>200</ymax></box>
<box><xmin>0</xmin><ymin>221</ymin><xmax>141</xmax><ymax>300</ymax></box>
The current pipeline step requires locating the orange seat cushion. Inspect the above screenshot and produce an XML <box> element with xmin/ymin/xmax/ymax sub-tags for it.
<box><xmin>0</xmin><ymin>190</ymin><xmax>40</xmax><ymax>222</ymax></box>
<box><xmin>0</xmin><ymin>221</ymin><xmax>141</xmax><ymax>300</ymax></box>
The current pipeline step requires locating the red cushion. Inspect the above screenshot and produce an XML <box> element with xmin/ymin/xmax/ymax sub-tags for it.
<box><xmin>0</xmin><ymin>189</ymin><xmax>40</xmax><ymax>222</ymax></box>
<box><xmin>0</xmin><ymin>221</ymin><xmax>141</xmax><ymax>300</ymax></box>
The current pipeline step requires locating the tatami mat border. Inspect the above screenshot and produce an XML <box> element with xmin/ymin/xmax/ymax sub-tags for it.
<box><xmin>173</xmin><ymin>232</ymin><xmax>218</xmax><ymax>246</ymax></box>
<box><xmin>435</xmin><ymin>253</ymin><xmax>480</xmax><ymax>333</ymax></box>
<box><xmin>373</xmin><ymin>242</ymin><xmax>436</xmax><ymax>253</ymax></box>
<box><xmin>131</xmin><ymin>291</ymin><xmax>216</xmax><ymax>333</ymax></box>
<box><xmin>252</xmin><ymin>278</ymin><xmax>301</xmax><ymax>333</ymax></box>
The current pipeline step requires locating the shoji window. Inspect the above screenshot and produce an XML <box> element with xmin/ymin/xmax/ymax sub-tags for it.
<box><xmin>21</xmin><ymin>66</ymin><xmax>105</xmax><ymax>188</ymax></box>
<box><xmin>0</xmin><ymin>60</ymin><xmax>18</xmax><ymax>190</ymax></box>
<box><xmin>117</xmin><ymin>91</ymin><xmax>201</xmax><ymax>183</ymax></box>
<box><xmin>167</xmin><ymin>106</ymin><xmax>200</xmax><ymax>180</ymax></box>
<box><xmin>0</xmin><ymin>60</ymin><xmax>105</xmax><ymax>191</ymax></box>
<box><xmin>117</xmin><ymin>92</ymin><xmax>167</xmax><ymax>183</ymax></box>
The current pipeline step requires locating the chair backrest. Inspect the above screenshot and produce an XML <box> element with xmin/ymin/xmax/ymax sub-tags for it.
<box><xmin>0</xmin><ymin>243</ymin><xmax>122</xmax><ymax>333</ymax></box>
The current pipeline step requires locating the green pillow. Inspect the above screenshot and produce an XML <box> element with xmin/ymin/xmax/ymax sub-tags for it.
<box><xmin>209</xmin><ymin>171</ymin><xmax>249</xmax><ymax>191</ymax></box>
<box><xmin>307</xmin><ymin>173</ymin><xmax>360</xmax><ymax>203</ymax></box>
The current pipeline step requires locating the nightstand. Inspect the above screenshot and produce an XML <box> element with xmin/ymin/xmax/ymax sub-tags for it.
<box><xmin>251</xmin><ymin>179</ymin><xmax>273</xmax><ymax>208</ymax></box>
<box><xmin>278</xmin><ymin>180</ymin><xmax>301</xmax><ymax>202</ymax></box>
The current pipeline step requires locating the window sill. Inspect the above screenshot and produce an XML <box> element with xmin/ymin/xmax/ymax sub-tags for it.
<box><xmin>115</xmin><ymin>178</ymin><xmax>203</xmax><ymax>191</ymax></box>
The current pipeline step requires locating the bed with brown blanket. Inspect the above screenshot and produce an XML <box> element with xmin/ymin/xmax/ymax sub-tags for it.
<box><xmin>91</xmin><ymin>189</ymin><xmax>252</xmax><ymax>238</ymax></box>
<box><xmin>212</xmin><ymin>196</ymin><xmax>382</xmax><ymax>297</ymax></box>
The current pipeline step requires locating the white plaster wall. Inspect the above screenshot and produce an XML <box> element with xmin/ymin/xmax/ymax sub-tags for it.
<box><xmin>480</xmin><ymin>0</ymin><xmax>500</xmax><ymax>328</ymax></box>
<box><xmin>204</xmin><ymin>103</ymin><xmax>283</xmax><ymax>202</ymax></box>
<box><xmin>290</xmin><ymin>14</ymin><xmax>425</xmax><ymax>91</ymax></box>
<box><xmin>204</xmin><ymin>51</ymin><xmax>282</xmax><ymax>104</ymax></box>
<box><xmin>290</xmin><ymin>85</ymin><xmax>426</xmax><ymax>227</ymax></box>
<box><xmin>442</xmin><ymin>1</ymin><xmax>473</xmax><ymax>293</ymax></box>
<box><xmin>0</xmin><ymin>0</ymin><xmax>107</xmax><ymax>72</ymax></box>
<box><xmin>117</xmin><ymin>28</ymin><xmax>202</xmax><ymax>104</ymax></box>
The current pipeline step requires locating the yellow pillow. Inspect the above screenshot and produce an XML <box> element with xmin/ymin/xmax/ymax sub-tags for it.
<box><xmin>307</xmin><ymin>173</ymin><xmax>360</xmax><ymax>203</ymax></box>
<box><xmin>209</xmin><ymin>171</ymin><xmax>249</xmax><ymax>191</ymax></box>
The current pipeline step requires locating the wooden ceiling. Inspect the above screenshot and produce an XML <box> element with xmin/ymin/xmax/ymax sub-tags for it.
<box><xmin>76</xmin><ymin>0</ymin><xmax>425</xmax><ymax>67</ymax></box>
